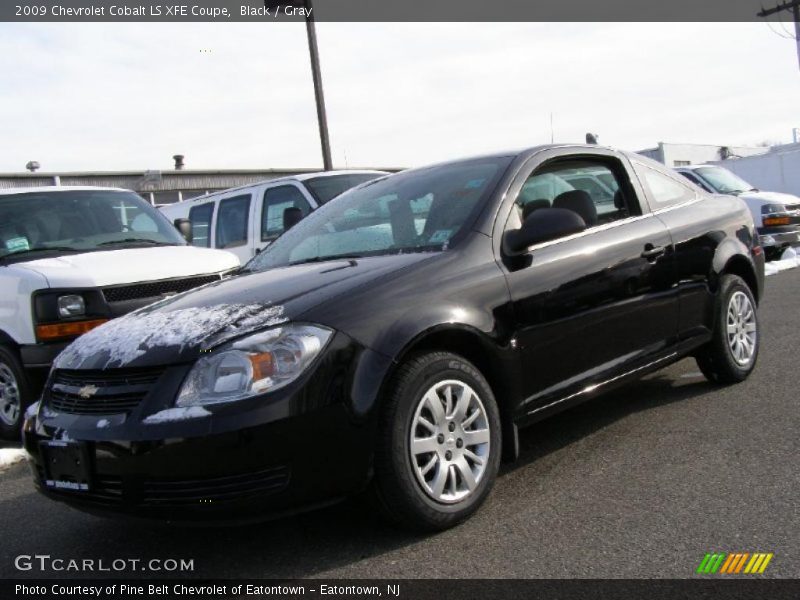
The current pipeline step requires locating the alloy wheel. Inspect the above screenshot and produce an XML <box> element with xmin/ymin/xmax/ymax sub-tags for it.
<box><xmin>409</xmin><ymin>379</ymin><xmax>491</xmax><ymax>504</ymax></box>
<box><xmin>726</xmin><ymin>291</ymin><xmax>757</xmax><ymax>366</ymax></box>
<box><xmin>0</xmin><ymin>362</ymin><xmax>21</xmax><ymax>427</ymax></box>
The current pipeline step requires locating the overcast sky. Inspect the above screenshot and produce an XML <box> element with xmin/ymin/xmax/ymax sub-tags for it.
<box><xmin>0</xmin><ymin>22</ymin><xmax>798</xmax><ymax>172</ymax></box>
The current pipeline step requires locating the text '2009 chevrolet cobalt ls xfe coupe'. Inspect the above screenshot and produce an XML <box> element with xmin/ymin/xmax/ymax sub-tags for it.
<box><xmin>24</xmin><ymin>145</ymin><xmax>764</xmax><ymax>530</ymax></box>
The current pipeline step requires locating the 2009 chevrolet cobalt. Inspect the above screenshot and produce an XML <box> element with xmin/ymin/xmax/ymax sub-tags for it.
<box><xmin>24</xmin><ymin>145</ymin><xmax>764</xmax><ymax>530</ymax></box>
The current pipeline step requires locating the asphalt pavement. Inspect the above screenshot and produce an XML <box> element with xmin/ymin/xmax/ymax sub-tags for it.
<box><xmin>1</xmin><ymin>270</ymin><xmax>798</xmax><ymax>580</ymax></box>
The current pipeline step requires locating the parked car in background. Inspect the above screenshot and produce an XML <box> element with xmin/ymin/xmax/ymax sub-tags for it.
<box><xmin>24</xmin><ymin>146</ymin><xmax>763</xmax><ymax>530</ymax></box>
<box><xmin>160</xmin><ymin>170</ymin><xmax>386</xmax><ymax>263</ymax></box>
<box><xmin>0</xmin><ymin>186</ymin><xmax>240</xmax><ymax>439</ymax></box>
<box><xmin>676</xmin><ymin>165</ymin><xmax>800</xmax><ymax>260</ymax></box>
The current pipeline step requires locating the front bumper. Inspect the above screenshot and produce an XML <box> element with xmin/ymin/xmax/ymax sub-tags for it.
<box><xmin>758</xmin><ymin>226</ymin><xmax>800</xmax><ymax>248</ymax></box>
<box><xmin>22</xmin><ymin>334</ymin><xmax>392</xmax><ymax>521</ymax></box>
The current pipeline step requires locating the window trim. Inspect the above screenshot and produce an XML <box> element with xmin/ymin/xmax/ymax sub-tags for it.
<box><xmin>261</xmin><ymin>184</ymin><xmax>312</xmax><ymax>242</ymax></box>
<box><xmin>187</xmin><ymin>202</ymin><xmax>215</xmax><ymax>248</ymax></box>
<box><xmin>214</xmin><ymin>194</ymin><xmax>252</xmax><ymax>250</ymax></box>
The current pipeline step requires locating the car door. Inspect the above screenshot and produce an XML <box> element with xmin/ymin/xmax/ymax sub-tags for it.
<box><xmin>254</xmin><ymin>183</ymin><xmax>316</xmax><ymax>254</ymax></box>
<box><xmin>632</xmin><ymin>160</ymin><xmax>720</xmax><ymax>347</ymax></box>
<box><xmin>499</xmin><ymin>148</ymin><xmax>679</xmax><ymax>417</ymax></box>
<box><xmin>214</xmin><ymin>192</ymin><xmax>253</xmax><ymax>264</ymax></box>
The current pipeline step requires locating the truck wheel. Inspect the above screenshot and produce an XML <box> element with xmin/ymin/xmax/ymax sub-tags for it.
<box><xmin>0</xmin><ymin>346</ymin><xmax>31</xmax><ymax>440</ymax></box>
<box><xmin>373</xmin><ymin>352</ymin><xmax>501</xmax><ymax>531</ymax></box>
<box><xmin>695</xmin><ymin>275</ymin><xmax>759</xmax><ymax>384</ymax></box>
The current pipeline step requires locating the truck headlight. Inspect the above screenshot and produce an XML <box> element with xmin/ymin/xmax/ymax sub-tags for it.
<box><xmin>175</xmin><ymin>323</ymin><xmax>333</xmax><ymax>407</ymax></box>
<box><xmin>57</xmin><ymin>295</ymin><xmax>85</xmax><ymax>318</ymax></box>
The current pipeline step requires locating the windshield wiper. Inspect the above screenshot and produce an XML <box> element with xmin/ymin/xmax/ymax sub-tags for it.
<box><xmin>98</xmin><ymin>239</ymin><xmax>173</xmax><ymax>247</ymax></box>
<box><xmin>288</xmin><ymin>254</ymin><xmax>364</xmax><ymax>266</ymax></box>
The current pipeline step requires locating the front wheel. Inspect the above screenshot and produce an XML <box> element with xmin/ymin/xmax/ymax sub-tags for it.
<box><xmin>373</xmin><ymin>351</ymin><xmax>501</xmax><ymax>531</ymax></box>
<box><xmin>695</xmin><ymin>275</ymin><xmax>759</xmax><ymax>384</ymax></box>
<box><xmin>0</xmin><ymin>346</ymin><xmax>31</xmax><ymax>440</ymax></box>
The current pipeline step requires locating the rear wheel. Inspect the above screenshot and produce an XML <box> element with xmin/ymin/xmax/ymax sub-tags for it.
<box><xmin>696</xmin><ymin>275</ymin><xmax>759</xmax><ymax>384</ymax></box>
<box><xmin>373</xmin><ymin>352</ymin><xmax>501</xmax><ymax>531</ymax></box>
<box><xmin>0</xmin><ymin>346</ymin><xmax>31</xmax><ymax>440</ymax></box>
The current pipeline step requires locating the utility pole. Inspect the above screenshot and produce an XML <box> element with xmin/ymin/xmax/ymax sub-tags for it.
<box><xmin>304</xmin><ymin>0</ymin><xmax>333</xmax><ymax>170</ymax></box>
<box><xmin>757</xmin><ymin>0</ymin><xmax>800</xmax><ymax>70</ymax></box>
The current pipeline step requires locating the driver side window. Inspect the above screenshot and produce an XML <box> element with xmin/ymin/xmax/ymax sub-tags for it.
<box><xmin>510</xmin><ymin>158</ymin><xmax>634</xmax><ymax>235</ymax></box>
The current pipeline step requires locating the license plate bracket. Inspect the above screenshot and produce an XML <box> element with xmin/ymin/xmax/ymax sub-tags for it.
<box><xmin>40</xmin><ymin>441</ymin><xmax>92</xmax><ymax>492</ymax></box>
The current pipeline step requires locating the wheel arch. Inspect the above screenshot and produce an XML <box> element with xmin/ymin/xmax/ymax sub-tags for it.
<box><xmin>385</xmin><ymin>324</ymin><xmax>522</xmax><ymax>463</ymax></box>
<box><xmin>720</xmin><ymin>254</ymin><xmax>760</xmax><ymax>304</ymax></box>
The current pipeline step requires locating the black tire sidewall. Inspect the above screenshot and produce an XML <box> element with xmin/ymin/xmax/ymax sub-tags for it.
<box><xmin>376</xmin><ymin>352</ymin><xmax>502</xmax><ymax>529</ymax></box>
<box><xmin>0</xmin><ymin>346</ymin><xmax>30</xmax><ymax>440</ymax></box>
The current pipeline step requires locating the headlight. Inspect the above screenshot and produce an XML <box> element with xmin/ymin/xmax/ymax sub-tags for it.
<box><xmin>761</xmin><ymin>204</ymin><xmax>787</xmax><ymax>215</ymax></box>
<box><xmin>175</xmin><ymin>323</ymin><xmax>333</xmax><ymax>407</ymax></box>
<box><xmin>57</xmin><ymin>295</ymin><xmax>85</xmax><ymax>318</ymax></box>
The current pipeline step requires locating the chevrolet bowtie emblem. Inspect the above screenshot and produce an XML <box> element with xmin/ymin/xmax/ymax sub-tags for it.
<box><xmin>78</xmin><ymin>384</ymin><xmax>99</xmax><ymax>399</ymax></box>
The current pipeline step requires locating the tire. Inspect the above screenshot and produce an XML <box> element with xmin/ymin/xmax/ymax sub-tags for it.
<box><xmin>695</xmin><ymin>275</ymin><xmax>759</xmax><ymax>384</ymax></box>
<box><xmin>373</xmin><ymin>351</ymin><xmax>502</xmax><ymax>531</ymax></box>
<box><xmin>0</xmin><ymin>345</ymin><xmax>32</xmax><ymax>440</ymax></box>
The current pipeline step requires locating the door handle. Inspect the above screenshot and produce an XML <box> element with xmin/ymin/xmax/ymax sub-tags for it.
<box><xmin>641</xmin><ymin>244</ymin><xmax>666</xmax><ymax>260</ymax></box>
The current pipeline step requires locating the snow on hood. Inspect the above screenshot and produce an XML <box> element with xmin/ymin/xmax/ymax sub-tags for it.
<box><xmin>15</xmin><ymin>245</ymin><xmax>240</xmax><ymax>288</ymax></box>
<box><xmin>55</xmin><ymin>303</ymin><xmax>286</xmax><ymax>369</ymax></box>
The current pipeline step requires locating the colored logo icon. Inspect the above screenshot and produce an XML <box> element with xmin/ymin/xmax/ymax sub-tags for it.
<box><xmin>697</xmin><ymin>552</ymin><xmax>773</xmax><ymax>574</ymax></box>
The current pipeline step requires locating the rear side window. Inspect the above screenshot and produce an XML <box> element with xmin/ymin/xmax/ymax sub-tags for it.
<box><xmin>262</xmin><ymin>186</ymin><xmax>312</xmax><ymax>241</ymax></box>
<box><xmin>188</xmin><ymin>203</ymin><xmax>214</xmax><ymax>248</ymax></box>
<box><xmin>637</xmin><ymin>164</ymin><xmax>697</xmax><ymax>207</ymax></box>
<box><xmin>215</xmin><ymin>194</ymin><xmax>251</xmax><ymax>249</ymax></box>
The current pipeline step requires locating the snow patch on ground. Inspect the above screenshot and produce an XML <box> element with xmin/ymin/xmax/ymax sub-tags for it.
<box><xmin>0</xmin><ymin>448</ymin><xmax>27</xmax><ymax>470</ymax></box>
<box><xmin>143</xmin><ymin>406</ymin><xmax>211</xmax><ymax>424</ymax></box>
<box><xmin>55</xmin><ymin>304</ymin><xmax>286</xmax><ymax>369</ymax></box>
<box><xmin>765</xmin><ymin>255</ymin><xmax>800</xmax><ymax>276</ymax></box>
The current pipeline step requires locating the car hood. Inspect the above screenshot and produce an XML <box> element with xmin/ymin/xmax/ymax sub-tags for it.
<box><xmin>55</xmin><ymin>252</ymin><xmax>436</xmax><ymax>370</ymax></box>
<box><xmin>15</xmin><ymin>246</ymin><xmax>240</xmax><ymax>288</ymax></box>
<box><xmin>737</xmin><ymin>190</ymin><xmax>800</xmax><ymax>207</ymax></box>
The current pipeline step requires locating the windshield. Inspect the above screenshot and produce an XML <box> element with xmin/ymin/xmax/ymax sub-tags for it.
<box><xmin>303</xmin><ymin>173</ymin><xmax>385</xmax><ymax>204</ymax></box>
<box><xmin>246</xmin><ymin>156</ymin><xmax>512</xmax><ymax>272</ymax></box>
<box><xmin>694</xmin><ymin>167</ymin><xmax>755</xmax><ymax>195</ymax></box>
<box><xmin>0</xmin><ymin>190</ymin><xmax>185</xmax><ymax>260</ymax></box>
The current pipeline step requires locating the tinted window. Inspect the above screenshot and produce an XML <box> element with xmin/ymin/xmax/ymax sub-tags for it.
<box><xmin>515</xmin><ymin>160</ymin><xmax>629</xmax><ymax>229</ymax></box>
<box><xmin>215</xmin><ymin>194</ymin><xmax>251</xmax><ymax>249</ymax></box>
<box><xmin>638</xmin><ymin>165</ymin><xmax>696</xmax><ymax>206</ymax></box>
<box><xmin>0</xmin><ymin>190</ymin><xmax>184</xmax><ymax>259</ymax></box>
<box><xmin>245</xmin><ymin>157</ymin><xmax>512</xmax><ymax>271</ymax></box>
<box><xmin>262</xmin><ymin>185</ymin><xmax>312</xmax><ymax>241</ymax></box>
<box><xmin>303</xmin><ymin>173</ymin><xmax>383</xmax><ymax>204</ymax></box>
<box><xmin>188</xmin><ymin>203</ymin><xmax>214</xmax><ymax>248</ymax></box>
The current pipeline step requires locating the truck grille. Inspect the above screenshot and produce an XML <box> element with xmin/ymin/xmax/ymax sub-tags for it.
<box><xmin>46</xmin><ymin>368</ymin><xmax>164</xmax><ymax>416</ymax></box>
<box><xmin>102</xmin><ymin>274</ymin><xmax>221</xmax><ymax>303</ymax></box>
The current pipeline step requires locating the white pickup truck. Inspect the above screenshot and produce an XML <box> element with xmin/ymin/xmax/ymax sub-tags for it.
<box><xmin>0</xmin><ymin>186</ymin><xmax>240</xmax><ymax>438</ymax></box>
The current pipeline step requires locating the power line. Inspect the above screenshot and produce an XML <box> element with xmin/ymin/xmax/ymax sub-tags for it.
<box><xmin>757</xmin><ymin>1</ymin><xmax>800</xmax><ymax>69</ymax></box>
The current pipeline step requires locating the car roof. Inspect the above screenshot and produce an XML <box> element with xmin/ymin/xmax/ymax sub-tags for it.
<box><xmin>0</xmin><ymin>185</ymin><xmax>130</xmax><ymax>196</ymax></box>
<box><xmin>169</xmin><ymin>169</ymin><xmax>389</xmax><ymax>205</ymax></box>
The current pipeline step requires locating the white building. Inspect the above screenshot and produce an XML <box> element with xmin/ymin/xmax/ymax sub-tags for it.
<box><xmin>708</xmin><ymin>142</ymin><xmax>800</xmax><ymax>197</ymax></box>
<box><xmin>637</xmin><ymin>142</ymin><xmax>767</xmax><ymax>167</ymax></box>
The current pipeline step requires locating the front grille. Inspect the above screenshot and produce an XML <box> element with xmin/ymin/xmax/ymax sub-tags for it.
<box><xmin>102</xmin><ymin>274</ymin><xmax>220</xmax><ymax>303</ymax></box>
<box><xmin>142</xmin><ymin>466</ymin><xmax>290</xmax><ymax>506</ymax></box>
<box><xmin>46</xmin><ymin>368</ymin><xmax>164</xmax><ymax>416</ymax></box>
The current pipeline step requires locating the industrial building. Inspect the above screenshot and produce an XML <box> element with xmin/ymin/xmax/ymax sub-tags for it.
<box><xmin>636</xmin><ymin>142</ymin><xmax>768</xmax><ymax>167</ymax></box>
<box><xmin>0</xmin><ymin>161</ymin><xmax>398</xmax><ymax>206</ymax></box>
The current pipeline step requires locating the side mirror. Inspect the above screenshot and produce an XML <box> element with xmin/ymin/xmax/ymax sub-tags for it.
<box><xmin>283</xmin><ymin>207</ymin><xmax>303</xmax><ymax>231</ymax></box>
<box><xmin>504</xmin><ymin>208</ymin><xmax>586</xmax><ymax>255</ymax></box>
<box><xmin>174</xmin><ymin>218</ymin><xmax>192</xmax><ymax>243</ymax></box>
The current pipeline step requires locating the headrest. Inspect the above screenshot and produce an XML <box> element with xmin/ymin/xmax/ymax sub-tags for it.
<box><xmin>553</xmin><ymin>190</ymin><xmax>598</xmax><ymax>226</ymax></box>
